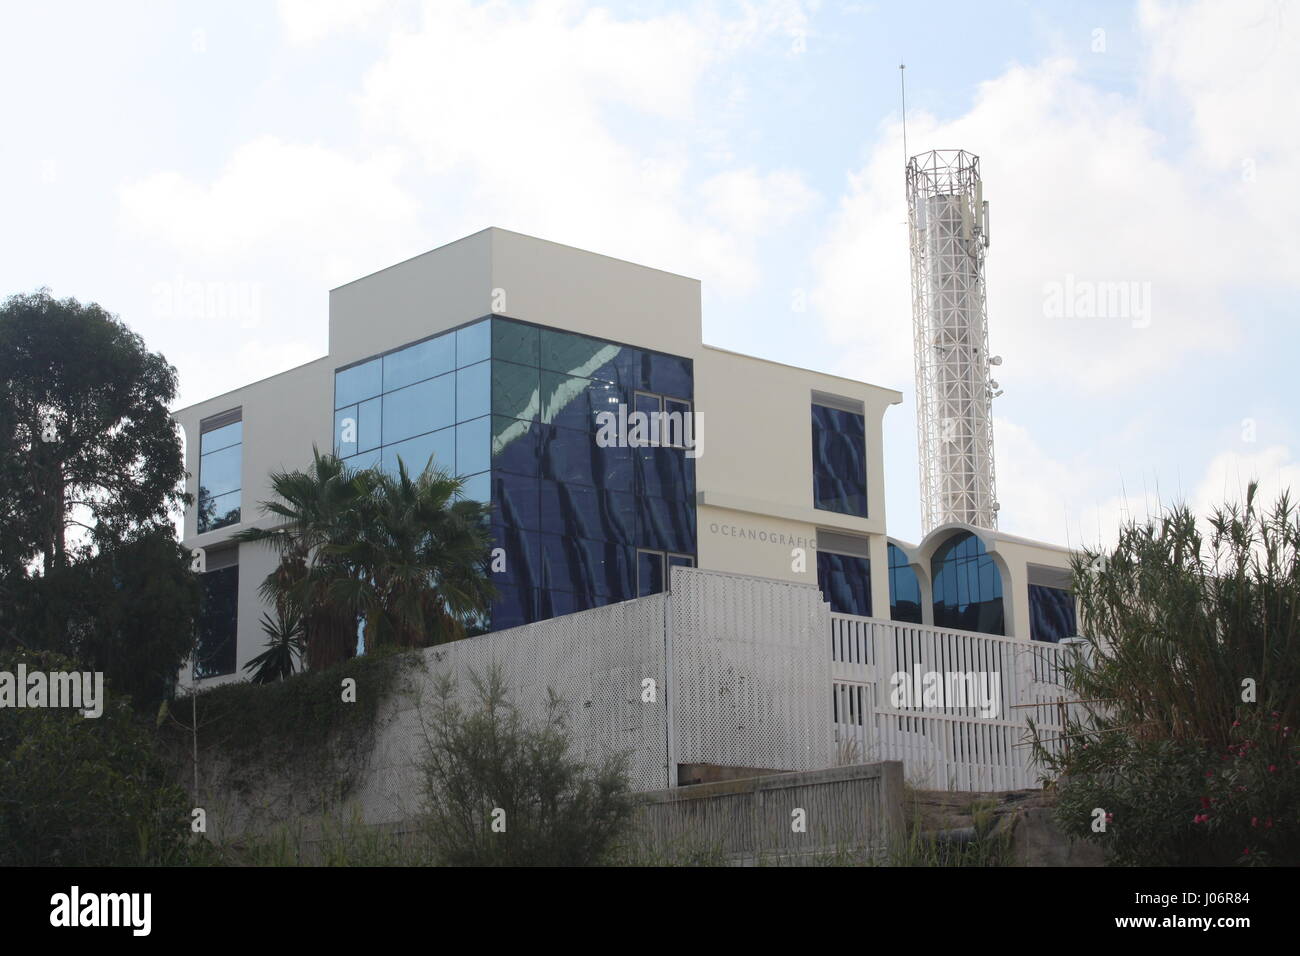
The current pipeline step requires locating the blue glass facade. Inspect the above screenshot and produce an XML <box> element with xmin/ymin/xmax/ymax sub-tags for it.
<box><xmin>811</xmin><ymin>403</ymin><xmax>867</xmax><ymax>517</ymax></box>
<box><xmin>887</xmin><ymin>543</ymin><xmax>923</xmax><ymax>624</ymax></box>
<box><xmin>1029</xmin><ymin>584</ymin><xmax>1077</xmax><ymax>643</ymax></box>
<box><xmin>334</xmin><ymin>316</ymin><xmax>696</xmax><ymax>631</ymax></box>
<box><xmin>817</xmin><ymin>551</ymin><xmax>872</xmax><ymax>617</ymax></box>
<box><xmin>931</xmin><ymin>531</ymin><xmax>1004</xmax><ymax>635</ymax></box>
<box><xmin>195</xmin><ymin>564</ymin><xmax>238</xmax><ymax>678</ymax></box>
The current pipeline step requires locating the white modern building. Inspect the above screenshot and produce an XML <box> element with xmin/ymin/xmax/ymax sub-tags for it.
<box><xmin>173</xmin><ymin>227</ymin><xmax>1078</xmax><ymax>688</ymax></box>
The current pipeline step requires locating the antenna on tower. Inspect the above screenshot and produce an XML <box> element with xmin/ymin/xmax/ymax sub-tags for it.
<box><xmin>899</xmin><ymin>63</ymin><xmax>908</xmax><ymax>163</ymax></box>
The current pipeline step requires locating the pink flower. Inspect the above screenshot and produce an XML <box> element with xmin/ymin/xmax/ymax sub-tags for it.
<box><xmin>1269</xmin><ymin>764</ymin><xmax>1277</xmax><ymax>773</ymax></box>
<box><xmin>1251</xmin><ymin>817</ymin><xmax>1258</xmax><ymax>828</ymax></box>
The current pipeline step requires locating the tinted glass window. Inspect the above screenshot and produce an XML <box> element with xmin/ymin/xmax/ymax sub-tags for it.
<box><xmin>888</xmin><ymin>543</ymin><xmax>923</xmax><ymax>624</ymax></box>
<box><xmin>195</xmin><ymin>564</ymin><xmax>238</xmax><ymax>679</ymax></box>
<box><xmin>932</xmin><ymin>531</ymin><xmax>1004</xmax><ymax>635</ymax></box>
<box><xmin>383</xmin><ymin>333</ymin><xmax>454</xmax><ymax>392</ymax></box>
<box><xmin>1029</xmin><ymin>584</ymin><xmax>1077</xmax><ymax>643</ymax></box>
<box><xmin>637</xmin><ymin>550</ymin><xmax>665</xmax><ymax>597</ymax></box>
<box><xmin>335</xmin><ymin>358</ymin><xmax>381</xmax><ymax>408</ymax></box>
<box><xmin>811</xmin><ymin>403</ymin><xmax>867</xmax><ymax>517</ymax></box>
<box><xmin>456</xmin><ymin>320</ymin><xmax>490</xmax><ymax>367</ymax></box>
<box><xmin>492</xmin><ymin>317</ymin><xmax>539</xmax><ymax>366</ymax></box>
<box><xmin>456</xmin><ymin>416</ymin><xmax>490</xmax><ymax>476</ymax></box>
<box><xmin>817</xmin><ymin>551</ymin><xmax>872</xmax><ymax>617</ymax></box>
<box><xmin>198</xmin><ymin>413</ymin><xmax>242</xmax><ymax>534</ymax></box>
<box><xmin>494</xmin><ymin>361</ymin><xmax>541</xmax><ymax>421</ymax></box>
<box><xmin>457</xmin><ymin>360</ymin><xmax>491</xmax><ymax>423</ymax></box>
<box><xmin>382</xmin><ymin>427</ymin><xmax>455</xmax><ymax>478</ymax></box>
<box><xmin>383</xmin><ymin>374</ymin><xmax>454</xmax><ymax>445</ymax></box>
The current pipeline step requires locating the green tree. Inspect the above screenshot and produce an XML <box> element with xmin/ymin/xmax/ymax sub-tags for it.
<box><xmin>0</xmin><ymin>289</ymin><xmax>187</xmax><ymax>574</ymax></box>
<box><xmin>418</xmin><ymin>665</ymin><xmax>633</xmax><ymax>866</ymax></box>
<box><xmin>235</xmin><ymin>450</ymin><xmax>493</xmax><ymax>670</ymax></box>
<box><xmin>341</xmin><ymin>459</ymin><xmax>495</xmax><ymax>650</ymax></box>
<box><xmin>0</xmin><ymin>290</ymin><xmax>197</xmax><ymax>711</ymax></box>
<box><xmin>0</xmin><ymin>648</ymin><xmax>194</xmax><ymax>865</ymax></box>
<box><xmin>1035</xmin><ymin>484</ymin><xmax>1300</xmax><ymax>865</ymax></box>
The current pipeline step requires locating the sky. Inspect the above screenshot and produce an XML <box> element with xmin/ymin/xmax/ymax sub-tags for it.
<box><xmin>1</xmin><ymin>0</ymin><xmax>1296</xmax><ymax>549</ymax></box>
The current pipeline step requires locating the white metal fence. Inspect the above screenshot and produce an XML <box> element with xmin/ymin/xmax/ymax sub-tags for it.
<box><xmin>830</xmin><ymin>613</ymin><xmax>1074</xmax><ymax>790</ymax></box>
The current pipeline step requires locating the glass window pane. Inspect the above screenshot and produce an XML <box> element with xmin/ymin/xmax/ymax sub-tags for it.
<box><xmin>456</xmin><ymin>320</ymin><xmax>490</xmax><ymax>367</ymax></box>
<box><xmin>198</xmin><ymin>489</ymin><xmax>241</xmax><ymax>533</ymax></box>
<box><xmin>637</xmin><ymin>550</ymin><xmax>665</xmax><ymax>598</ymax></box>
<box><xmin>492</xmin><ymin>472</ymin><xmax>541</xmax><ymax>531</ymax></box>
<box><xmin>492</xmin><ymin>360</ymin><xmax>540</xmax><ymax>421</ymax></box>
<box><xmin>637</xmin><ymin>495</ymin><xmax>695</xmax><ymax>554</ymax></box>
<box><xmin>383</xmin><ymin>333</ymin><xmax>453</xmax><ymax>392</ymax></box>
<box><xmin>540</xmin><ymin>328</ymin><xmax>620</xmax><ymax>381</ymax></box>
<box><xmin>645</xmin><ymin>352</ymin><xmax>693</xmax><ymax>399</ymax></box>
<box><xmin>492</xmin><ymin>318</ymin><xmax>538</xmax><ymax>366</ymax></box>
<box><xmin>539</xmin><ymin>480</ymin><xmax>634</xmax><ymax>543</ymax></box>
<box><xmin>1029</xmin><ymin>585</ymin><xmax>1077</xmax><ymax>643</ymax></box>
<box><xmin>195</xmin><ymin>565</ymin><xmax>238</xmax><ymax>679</ymax></box>
<box><xmin>334</xmin><ymin>405</ymin><xmax>359</xmax><ymax>457</ymax></box>
<box><xmin>342</xmin><ymin>449</ymin><xmax>381</xmax><ymax>472</ymax></box>
<box><xmin>382</xmin><ymin>374</ymin><xmax>454</xmax><ymax>445</ymax></box>
<box><xmin>491</xmin><ymin>415</ymin><xmax>541</xmax><ymax>477</ymax></box>
<box><xmin>811</xmin><ymin>403</ymin><xmax>867</xmax><ymax>517</ymax></box>
<box><xmin>335</xmin><ymin>358</ymin><xmax>381</xmax><ymax>408</ymax></box>
<box><xmin>456</xmin><ymin>416</ymin><xmax>490</xmax><ymax>476</ymax></box>
<box><xmin>200</xmin><ymin>420</ymin><xmax>242</xmax><ymax>454</ymax></box>
<box><xmin>541</xmin><ymin>535</ymin><xmax>633</xmax><ymax>598</ymax></box>
<box><xmin>199</xmin><ymin>444</ymin><xmax>241</xmax><ymax>498</ymax></box>
<box><xmin>358</xmin><ymin>397</ymin><xmax>381</xmax><ymax>452</ymax></box>
<box><xmin>816</xmin><ymin>551</ymin><xmax>872</xmax><ymax>617</ymax></box>
<box><xmin>460</xmin><ymin>470</ymin><xmax>490</xmax><ymax>505</ymax></box>
<box><xmin>888</xmin><ymin>543</ymin><xmax>923</xmax><ymax>624</ymax></box>
<box><xmin>931</xmin><ymin>532</ymin><xmax>1004</xmax><ymax>635</ymax></box>
<box><xmin>456</xmin><ymin>360</ymin><xmax>490</xmax><ymax>423</ymax></box>
<box><xmin>382</xmin><ymin>427</ymin><xmax>455</xmax><ymax>478</ymax></box>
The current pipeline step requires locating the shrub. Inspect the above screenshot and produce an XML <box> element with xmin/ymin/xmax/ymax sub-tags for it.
<box><xmin>0</xmin><ymin>648</ymin><xmax>193</xmax><ymax>865</ymax></box>
<box><xmin>417</xmin><ymin>665</ymin><xmax>633</xmax><ymax>865</ymax></box>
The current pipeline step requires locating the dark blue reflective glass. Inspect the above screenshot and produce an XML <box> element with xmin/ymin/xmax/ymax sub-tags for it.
<box><xmin>492</xmin><ymin>318</ymin><xmax>538</xmax><ymax>366</ymax></box>
<box><xmin>492</xmin><ymin>472</ymin><xmax>541</xmax><ymax>531</ymax></box>
<box><xmin>195</xmin><ymin>565</ymin><xmax>238</xmax><ymax>679</ymax></box>
<box><xmin>491</xmin><ymin>527</ymin><xmax>542</xmax><ymax>594</ymax></box>
<box><xmin>201</xmin><ymin>421</ymin><xmax>242</xmax><ymax>454</ymax></box>
<box><xmin>456</xmin><ymin>416</ymin><xmax>490</xmax><ymax>476</ymax></box>
<box><xmin>637</xmin><ymin>496</ymin><xmax>696</xmax><ymax>554</ymax></box>
<box><xmin>335</xmin><ymin>358</ymin><xmax>381</xmax><ymax>408</ymax></box>
<box><xmin>817</xmin><ymin>552</ymin><xmax>872</xmax><ymax>617</ymax></box>
<box><xmin>811</xmin><ymin>403</ymin><xmax>867</xmax><ymax>517</ymax></box>
<box><xmin>636</xmin><ymin>445</ymin><xmax>694</xmax><ymax>500</ymax></box>
<box><xmin>543</xmin><ymin>589</ymin><xmax>593</xmax><ymax>618</ymax></box>
<box><xmin>492</xmin><ymin>415</ymin><xmax>541</xmax><ymax>476</ymax></box>
<box><xmin>932</xmin><ymin>532</ymin><xmax>1004</xmax><ymax>635</ymax></box>
<box><xmin>540</xmin><ymin>328</ymin><xmax>621</xmax><ymax>382</ymax></box>
<box><xmin>1029</xmin><ymin>585</ymin><xmax>1077</xmax><ymax>643</ymax></box>
<box><xmin>541</xmin><ymin>371</ymin><xmax>621</xmax><ymax>431</ymax></box>
<box><xmin>644</xmin><ymin>352</ymin><xmax>693</xmax><ymax>399</ymax></box>
<box><xmin>382</xmin><ymin>374</ymin><xmax>454</xmax><ymax>445</ymax></box>
<box><xmin>383</xmin><ymin>333</ymin><xmax>454</xmax><ymax>392</ymax></box>
<box><xmin>637</xmin><ymin>550</ymin><xmax>665</xmax><ymax>598</ymax></box>
<box><xmin>456</xmin><ymin>360</ymin><xmax>490</xmax><ymax>423</ymax></box>
<box><xmin>456</xmin><ymin>320</ymin><xmax>490</xmax><ymax>368</ymax></box>
<box><xmin>888</xmin><ymin>543</ymin><xmax>923</xmax><ymax>624</ymax></box>
<box><xmin>382</xmin><ymin>427</ymin><xmax>454</xmax><ymax>478</ymax></box>
<box><xmin>540</xmin><ymin>534</ymin><xmax>633</xmax><ymax>598</ymax></box>
<box><xmin>490</xmin><ymin>584</ymin><xmax>534</xmax><ymax>630</ymax></box>
<box><xmin>493</xmin><ymin>360</ymin><xmax>540</xmax><ymax>421</ymax></box>
<box><xmin>539</xmin><ymin>481</ymin><xmax>635</xmax><ymax>543</ymax></box>
<box><xmin>541</xmin><ymin>424</ymin><xmax>633</xmax><ymax>490</ymax></box>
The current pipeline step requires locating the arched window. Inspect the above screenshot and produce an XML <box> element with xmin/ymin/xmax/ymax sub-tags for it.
<box><xmin>887</xmin><ymin>543</ymin><xmax>922</xmax><ymax>624</ymax></box>
<box><xmin>931</xmin><ymin>531</ymin><xmax>1004</xmax><ymax>635</ymax></box>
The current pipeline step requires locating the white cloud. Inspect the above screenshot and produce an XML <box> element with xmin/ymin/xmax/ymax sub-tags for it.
<box><xmin>278</xmin><ymin>0</ymin><xmax>393</xmax><ymax>47</ymax></box>
<box><xmin>351</xmin><ymin>0</ymin><xmax>817</xmax><ymax>295</ymax></box>
<box><xmin>1191</xmin><ymin>444</ymin><xmax>1300</xmax><ymax>518</ymax></box>
<box><xmin>118</xmin><ymin>136</ymin><xmax>424</xmax><ymax>287</ymax></box>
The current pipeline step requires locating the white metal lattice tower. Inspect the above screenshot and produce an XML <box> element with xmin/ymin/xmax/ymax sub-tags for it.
<box><xmin>907</xmin><ymin>149</ymin><xmax>1000</xmax><ymax>534</ymax></box>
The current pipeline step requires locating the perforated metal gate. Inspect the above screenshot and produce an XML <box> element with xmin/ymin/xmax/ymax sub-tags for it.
<box><xmin>668</xmin><ymin>567</ymin><xmax>833</xmax><ymax>776</ymax></box>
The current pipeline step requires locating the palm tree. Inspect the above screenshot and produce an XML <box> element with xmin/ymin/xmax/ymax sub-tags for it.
<box><xmin>338</xmin><ymin>458</ymin><xmax>495</xmax><ymax>652</ymax></box>
<box><xmin>233</xmin><ymin>449</ymin><xmax>369</xmax><ymax>671</ymax></box>
<box><xmin>234</xmin><ymin>448</ymin><xmax>494</xmax><ymax>670</ymax></box>
<box><xmin>243</xmin><ymin>604</ymin><xmax>305</xmax><ymax>683</ymax></box>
